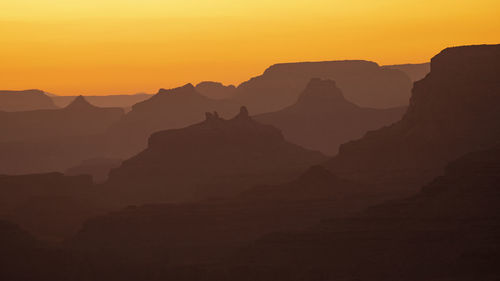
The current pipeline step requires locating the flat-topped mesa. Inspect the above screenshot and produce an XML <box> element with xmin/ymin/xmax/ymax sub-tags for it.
<box><xmin>297</xmin><ymin>78</ymin><xmax>345</xmax><ymax>104</ymax></box>
<box><xmin>263</xmin><ymin>60</ymin><xmax>381</xmax><ymax>76</ymax></box>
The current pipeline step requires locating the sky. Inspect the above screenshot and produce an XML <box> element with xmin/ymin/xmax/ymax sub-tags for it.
<box><xmin>1</xmin><ymin>0</ymin><xmax>499</xmax><ymax>95</ymax></box>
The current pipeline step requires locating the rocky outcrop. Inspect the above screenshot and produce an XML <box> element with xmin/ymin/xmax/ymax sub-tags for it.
<box><xmin>232</xmin><ymin>60</ymin><xmax>412</xmax><ymax>113</ymax></box>
<box><xmin>326</xmin><ymin>44</ymin><xmax>500</xmax><ymax>186</ymax></box>
<box><xmin>0</xmin><ymin>89</ymin><xmax>56</xmax><ymax>112</ymax></box>
<box><xmin>105</xmin><ymin>106</ymin><xmax>326</xmax><ymax>204</ymax></box>
<box><xmin>256</xmin><ymin>78</ymin><xmax>405</xmax><ymax>155</ymax></box>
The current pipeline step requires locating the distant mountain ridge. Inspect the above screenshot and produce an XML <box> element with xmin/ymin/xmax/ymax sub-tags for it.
<box><xmin>0</xmin><ymin>96</ymin><xmax>124</xmax><ymax>142</ymax></box>
<box><xmin>256</xmin><ymin>78</ymin><xmax>406</xmax><ymax>155</ymax></box>
<box><xmin>232</xmin><ymin>60</ymin><xmax>413</xmax><ymax>113</ymax></box>
<box><xmin>0</xmin><ymin>90</ymin><xmax>56</xmax><ymax>112</ymax></box>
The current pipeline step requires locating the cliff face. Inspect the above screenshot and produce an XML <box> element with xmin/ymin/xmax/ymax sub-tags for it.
<box><xmin>233</xmin><ymin>60</ymin><xmax>412</xmax><ymax>114</ymax></box>
<box><xmin>256</xmin><ymin>78</ymin><xmax>405</xmax><ymax>155</ymax></box>
<box><xmin>327</xmin><ymin>44</ymin><xmax>500</xmax><ymax>186</ymax></box>
<box><xmin>0</xmin><ymin>90</ymin><xmax>56</xmax><ymax>112</ymax></box>
<box><xmin>105</xmin><ymin>106</ymin><xmax>326</xmax><ymax>205</ymax></box>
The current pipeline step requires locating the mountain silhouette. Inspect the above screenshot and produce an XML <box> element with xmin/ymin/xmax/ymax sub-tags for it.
<box><xmin>105</xmin><ymin>106</ymin><xmax>325</xmax><ymax>204</ymax></box>
<box><xmin>0</xmin><ymin>95</ymin><xmax>124</xmax><ymax>142</ymax></box>
<box><xmin>0</xmin><ymin>96</ymin><xmax>124</xmax><ymax>174</ymax></box>
<box><xmin>232</xmin><ymin>60</ymin><xmax>413</xmax><ymax>113</ymax></box>
<box><xmin>326</xmin><ymin>44</ymin><xmax>500</xmax><ymax>186</ymax></box>
<box><xmin>0</xmin><ymin>90</ymin><xmax>57</xmax><ymax>112</ymax></box>
<box><xmin>195</xmin><ymin>81</ymin><xmax>236</xmax><ymax>99</ymax></box>
<box><xmin>50</xmin><ymin>93</ymin><xmax>152</xmax><ymax>110</ymax></box>
<box><xmin>106</xmin><ymin>83</ymin><xmax>239</xmax><ymax>158</ymax></box>
<box><xmin>256</xmin><ymin>78</ymin><xmax>406</xmax><ymax>155</ymax></box>
<box><xmin>382</xmin><ymin>62</ymin><xmax>431</xmax><ymax>82</ymax></box>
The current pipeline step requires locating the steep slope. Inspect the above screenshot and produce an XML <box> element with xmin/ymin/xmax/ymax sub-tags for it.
<box><xmin>256</xmin><ymin>78</ymin><xmax>405</xmax><ymax>155</ymax></box>
<box><xmin>105</xmin><ymin>106</ymin><xmax>326</xmax><ymax>204</ymax></box>
<box><xmin>0</xmin><ymin>89</ymin><xmax>56</xmax><ymax>112</ymax></box>
<box><xmin>0</xmin><ymin>96</ymin><xmax>124</xmax><ymax>142</ymax></box>
<box><xmin>195</xmin><ymin>81</ymin><xmax>236</xmax><ymax>99</ymax></box>
<box><xmin>326</xmin><ymin>44</ymin><xmax>500</xmax><ymax>186</ymax></box>
<box><xmin>232</xmin><ymin>60</ymin><xmax>412</xmax><ymax>113</ymax></box>
<box><xmin>106</xmin><ymin>83</ymin><xmax>239</xmax><ymax>157</ymax></box>
<box><xmin>383</xmin><ymin>62</ymin><xmax>431</xmax><ymax>82</ymax></box>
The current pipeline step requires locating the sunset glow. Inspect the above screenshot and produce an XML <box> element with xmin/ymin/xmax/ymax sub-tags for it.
<box><xmin>1</xmin><ymin>0</ymin><xmax>499</xmax><ymax>95</ymax></box>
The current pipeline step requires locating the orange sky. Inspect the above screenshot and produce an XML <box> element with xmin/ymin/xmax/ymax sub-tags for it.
<box><xmin>1</xmin><ymin>0</ymin><xmax>499</xmax><ymax>95</ymax></box>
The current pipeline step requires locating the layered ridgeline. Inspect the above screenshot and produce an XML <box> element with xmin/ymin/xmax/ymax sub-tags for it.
<box><xmin>0</xmin><ymin>90</ymin><xmax>56</xmax><ymax>112</ymax></box>
<box><xmin>106</xmin><ymin>83</ymin><xmax>239</xmax><ymax>158</ymax></box>
<box><xmin>66</xmin><ymin>130</ymin><xmax>500</xmax><ymax>279</ymax></box>
<box><xmin>327</xmin><ymin>44</ymin><xmax>500</xmax><ymax>186</ymax></box>
<box><xmin>105</xmin><ymin>106</ymin><xmax>326</xmax><ymax>204</ymax></box>
<box><xmin>0</xmin><ymin>96</ymin><xmax>124</xmax><ymax>142</ymax></box>
<box><xmin>256</xmin><ymin>78</ymin><xmax>405</xmax><ymax>155</ymax></box>
<box><xmin>232</xmin><ymin>60</ymin><xmax>412</xmax><ymax>114</ymax></box>
<box><xmin>0</xmin><ymin>96</ymin><xmax>124</xmax><ymax>174</ymax></box>
<box><xmin>207</xmin><ymin>145</ymin><xmax>500</xmax><ymax>281</ymax></box>
<box><xmin>69</xmin><ymin>166</ymin><xmax>384</xmax><ymax>267</ymax></box>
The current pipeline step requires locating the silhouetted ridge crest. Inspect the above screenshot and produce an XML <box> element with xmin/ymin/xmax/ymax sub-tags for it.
<box><xmin>64</xmin><ymin>95</ymin><xmax>97</xmax><ymax>110</ymax></box>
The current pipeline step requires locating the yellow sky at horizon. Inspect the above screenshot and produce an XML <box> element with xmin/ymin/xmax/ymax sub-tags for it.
<box><xmin>1</xmin><ymin>0</ymin><xmax>499</xmax><ymax>95</ymax></box>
